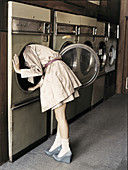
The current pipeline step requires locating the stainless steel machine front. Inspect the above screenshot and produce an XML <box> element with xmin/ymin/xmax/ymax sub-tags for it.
<box><xmin>104</xmin><ymin>23</ymin><xmax>118</xmax><ymax>100</ymax></box>
<box><xmin>53</xmin><ymin>11</ymin><xmax>80</xmax><ymax>52</ymax></box>
<box><xmin>51</xmin><ymin>11</ymin><xmax>80</xmax><ymax>133</ymax></box>
<box><xmin>91</xmin><ymin>21</ymin><xmax>108</xmax><ymax>107</ymax></box>
<box><xmin>76</xmin><ymin>16</ymin><xmax>97</xmax><ymax>115</ymax></box>
<box><xmin>95</xmin><ymin>21</ymin><xmax>108</xmax><ymax>76</ymax></box>
<box><xmin>8</xmin><ymin>1</ymin><xmax>51</xmax><ymax>161</ymax></box>
<box><xmin>105</xmin><ymin>23</ymin><xmax>118</xmax><ymax>73</ymax></box>
<box><xmin>78</xmin><ymin>15</ymin><xmax>97</xmax><ymax>50</ymax></box>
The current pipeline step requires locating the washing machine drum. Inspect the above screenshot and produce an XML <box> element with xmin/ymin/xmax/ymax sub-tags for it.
<box><xmin>60</xmin><ymin>44</ymin><xmax>100</xmax><ymax>87</ymax></box>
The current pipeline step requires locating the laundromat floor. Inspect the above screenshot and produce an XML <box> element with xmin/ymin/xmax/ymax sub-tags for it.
<box><xmin>0</xmin><ymin>94</ymin><xmax>127</xmax><ymax>170</ymax></box>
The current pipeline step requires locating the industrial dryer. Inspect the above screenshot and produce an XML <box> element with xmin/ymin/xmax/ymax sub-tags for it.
<box><xmin>51</xmin><ymin>43</ymin><xmax>100</xmax><ymax>134</ymax></box>
<box><xmin>105</xmin><ymin>23</ymin><xmax>118</xmax><ymax>73</ymax></box>
<box><xmin>51</xmin><ymin>11</ymin><xmax>81</xmax><ymax>133</ymax></box>
<box><xmin>76</xmin><ymin>15</ymin><xmax>97</xmax><ymax>115</ymax></box>
<box><xmin>53</xmin><ymin>11</ymin><xmax>80</xmax><ymax>52</ymax></box>
<box><xmin>104</xmin><ymin>23</ymin><xmax>118</xmax><ymax>99</ymax></box>
<box><xmin>78</xmin><ymin>15</ymin><xmax>97</xmax><ymax>49</ymax></box>
<box><xmin>8</xmin><ymin>1</ymin><xmax>51</xmax><ymax>161</ymax></box>
<box><xmin>91</xmin><ymin>21</ymin><xmax>108</xmax><ymax>107</ymax></box>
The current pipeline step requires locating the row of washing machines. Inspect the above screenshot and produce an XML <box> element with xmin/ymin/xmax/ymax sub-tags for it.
<box><xmin>51</xmin><ymin>11</ymin><xmax>118</xmax><ymax>133</ymax></box>
<box><xmin>7</xmin><ymin>1</ymin><xmax>118</xmax><ymax>161</ymax></box>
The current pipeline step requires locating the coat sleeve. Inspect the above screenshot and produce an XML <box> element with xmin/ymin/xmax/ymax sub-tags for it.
<box><xmin>21</xmin><ymin>65</ymin><xmax>43</xmax><ymax>80</ymax></box>
<box><xmin>21</xmin><ymin>66</ymin><xmax>43</xmax><ymax>84</ymax></box>
<box><xmin>20</xmin><ymin>65</ymin><xmax>43</xmax><ymax>78</ymax></box>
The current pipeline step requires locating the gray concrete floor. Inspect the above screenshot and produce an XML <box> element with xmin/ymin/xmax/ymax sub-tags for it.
<box><xmin>0</xmin><ymin>94</ymin><xmax>127</xmax><ymax>170</ymax></box>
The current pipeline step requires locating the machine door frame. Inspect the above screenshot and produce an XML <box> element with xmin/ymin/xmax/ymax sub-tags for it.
<box><xmin>60</xmin><ymin>43</ymin><xmax>100</xmax><ymax>87</ymax></box>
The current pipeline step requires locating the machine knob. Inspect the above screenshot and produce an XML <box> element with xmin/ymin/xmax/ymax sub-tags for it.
<box><xmin>39</xmin><ymin>27</ymin><xmax>43</xmax><ymax>32</ymax></box>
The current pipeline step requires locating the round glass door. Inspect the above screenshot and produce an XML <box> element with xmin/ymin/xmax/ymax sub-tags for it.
<box><xmin>108</xmin><ymin>45</ymin><xmax>116</xmax><ymax>66</ymax></box>
<box><xmin>60</xmin><ymin>44</ymin><xmax>100</xmax><ymax>87</ymax></box>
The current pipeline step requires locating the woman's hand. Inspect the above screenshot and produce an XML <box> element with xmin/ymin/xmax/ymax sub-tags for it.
<box><xmin>28</xmin><ymin>87</ymin><xmax>36</xmax><ymax>91</ymax></box>
<box><xmin>28</xmin><ymin>79</ymin><xmax>42</xmax><ymax>91</ymax></box>
<box><xmin>13</xmin><ymin>54</ymin><xmax>21</xmax><ymax>74</ymax></box>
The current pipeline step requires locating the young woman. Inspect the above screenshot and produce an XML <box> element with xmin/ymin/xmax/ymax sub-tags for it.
<box><xmin>13</xmin><ymin>44</ymin><xmax>81</xmax><ymax>164</ymax></box>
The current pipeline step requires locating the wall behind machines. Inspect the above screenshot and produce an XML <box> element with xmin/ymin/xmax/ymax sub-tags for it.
<box><xmin>0</xmin><ymin>0</ymin><xmax>120</xmax><ymax>165</ymax></box>
<box><xmin>116</xmin><ymin>0</ymin><xmax>128</xmax><ymax>94</ymax></box>
<box><xmin>0</xmin><ymin>0</ymin><xmax>8</xmax><ymax>165</ymax></box>
<box><xmin>0</xmin><ymin>32</ymin><xmax>8</xmax><ymax>164</ymax></box>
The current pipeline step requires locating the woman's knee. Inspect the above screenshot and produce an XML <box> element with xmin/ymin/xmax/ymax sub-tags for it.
<box><xmin>54</xmin><ymin>104</ymin><xmax>66</xmax><ymax>122</ymax></box>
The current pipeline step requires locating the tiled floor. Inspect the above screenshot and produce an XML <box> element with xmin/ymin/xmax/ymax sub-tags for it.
<box><xmin>0</xmin><ymin>94</ymin><xmax>127</xmax><ymax>170</ymax></box>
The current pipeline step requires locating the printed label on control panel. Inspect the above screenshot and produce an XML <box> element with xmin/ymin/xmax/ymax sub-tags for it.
<box><xmin>99</xmin><ymin>49</ymin><xmax>103</xmax><ymax>55</ymax></box>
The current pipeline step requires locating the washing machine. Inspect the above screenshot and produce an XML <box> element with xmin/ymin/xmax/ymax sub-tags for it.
<box><xmin>8</xmin><ymin>1</ymin><xmax>51</xmax><ymax>161</ymax></box>
<box><xmin>105</xmin><ymin>23</ymin><xmax>118</xmax><ymax>73</ymax></box>
<box><xmin>91</xmin><ymin>21</ymin><xmax>108</xmax><ymax>107</ymax></box>
<box><xmin>51</xmin><ymin>43</ymin><xmax>100</xmax><ymax>134</ymax></box>
<box><xmin>78</xmin><ymin>15</ymin><xmax>97</xmax><ymax>49</ymax></box>
<box><xmin>53</xmin><ymin>11</ymin><xmax>80</xmax><ymax>52</ymax></box>
<box><xmin>75</xmin><ymin>15</ymin><xmax>97</xmax><ymax>115</ymax></box>
<box><xmin>51</xmin><ymin>11</ymin><xmax>81</xmax><ymax>134</ymax></box>
<box><xmin>104</xmin><ymin>23</ymin><xmax>118</xmax><ymax>99</ymax></box>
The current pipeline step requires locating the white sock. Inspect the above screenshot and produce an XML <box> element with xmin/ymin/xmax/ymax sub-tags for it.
<box><xmin>58</xmin><ymin>138</ymin><xmax>70</xmax><ymax>158</ymax></box>
<box><xmin>49</xmin><ymin>131</ymin><xmax>61</xmax><ymax>152</ymax></box>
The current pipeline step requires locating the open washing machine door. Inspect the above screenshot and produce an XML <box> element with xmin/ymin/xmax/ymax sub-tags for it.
<box><xmin>60</xmin><ymin>43</ymin><xmax>100</xmax><ymax>87</ymax></box>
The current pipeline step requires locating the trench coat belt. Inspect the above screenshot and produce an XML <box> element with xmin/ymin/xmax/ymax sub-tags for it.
<box><xmin>45</xmin><ymin>58</ymin><xmax>61</xmax><ymax>68</ymax></box>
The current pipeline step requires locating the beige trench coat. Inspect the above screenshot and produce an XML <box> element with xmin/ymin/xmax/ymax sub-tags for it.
<box><xmin>21</xmin><ymin>44</ymin><xmax>82</xmax><ymax>112</ymax></box>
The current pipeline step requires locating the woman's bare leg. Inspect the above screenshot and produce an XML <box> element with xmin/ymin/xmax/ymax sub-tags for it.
<box><xmin>54</xmin><ymin>104</ymin><xmax>70</xmax><ymax>157</ymax></box>
<box><xmin>48</xmin><ymin>104</ymin><xmax>68</xmax><ymax>152</ymax></box>
<box><xmin>54</xmin><ymin>103</ymin><xmax>68</xmax><ymax>139</ymax></box>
